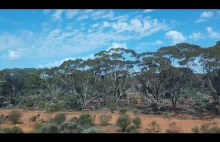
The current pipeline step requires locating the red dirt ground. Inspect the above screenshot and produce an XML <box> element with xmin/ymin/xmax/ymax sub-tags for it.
<box><xmin>1</xmin><ymin>108</ymin><xmax>220</xmax><ymax>133</ymax></box>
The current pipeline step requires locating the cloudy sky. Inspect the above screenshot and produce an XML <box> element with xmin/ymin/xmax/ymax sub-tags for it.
<box><xmin>0</xmin><ymin>9</ymin><xmax>220</xmax><ymax>69</ymax></box>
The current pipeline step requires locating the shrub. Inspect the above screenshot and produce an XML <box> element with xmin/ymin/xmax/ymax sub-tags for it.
<box><xmin>116</xmin><ymin>114</ymin><xmax>131</xmax><ymax>132</ymax></box>
<box><xmin>69</xmin><ymin>117</ymin><xmax>79</xmax><ymax>123</ymax></box>
<box><xmin>60</xmin><ymin>122</ymin><xmax>82</xmax><ymax>133</ymax></box>
<box><xmin>2</xmin><ymin>126</ymin><xmax>23</xmax><ymax>133</ymax></box>
<box><xmin>166</xmin><ymin>122</ymin><xmax>183</xmax><ymax>133</ymax></box>
<box><xmin>119</xmin><ymin>107</ymin><xmax>127</xmax><ymax>115</ymax></box>
<box><xmin>51</xmin><ymin>113</ymin><xmax>66</xmax><ymax>124</ymax></box>
<box><xmin>208</xmin><ymin>127</ymin><xmax>220</xmax><ymax>133</ymax></box>
<box><xmin>78</xmin><ymin>113</ymin><xmax>93</xmax><ymax>128</ymax></box>
<box><xmin>37</xmin><ymin>114</ymin><xmax>40</xmax><ymax>119</ymax></box>
<box><xmin>41</xmin><ymin>123</ymin><xmax>59</xmax><ymax>133</ymax></box>
<box><xmin>32</xmin><ymin>122</ymin><xmax>44</xmax><ymax>133</ymax></box>
<box><xmin>45</xmin><ymin>103</ymin><xmax>62</xmax><ymax>113</ymax></box>
<box><xmin>8</xmin><ymin>111</ymin><xmax>22</xmax><ymax>124</ymax></box>
<box><xmin>133</xmin><ymin>109</ymin><xmax>138</xmax><ymax>115</ymax></box>
<box><xmin>149</xmin><ymin>121</ymin><xmax>157</xmax><ymax>131</ymax></box>
<box><xmin>7</xmin><ymin>104</ymin><xmax>15</xmax><ymax>109</ymax></box>
<box><xmin>99</xmin><ymin>113</ymin><xmax>112</xmax><ymax>125</ymax></box>
<box><xmin>106</xmin><ymin>96</ymin><xmax>117</xmax><ymax>113</ymax></box>
<box><xmin>109</xmin><ymin>105</ymin><xmax>117</xmax><ymax>113</ymax></box>
<box><xmin>179</xmin><ymin>97</ymin><xmax>185</xmax><ymax>105</ymax></box>
<box><xmin>162</xmin><ymin>112</ymin><xmax>171</xmax><ymax>119</ymax></box>
<box><xmin>146</xmin><ymin>128</ymin><xmax>153</xmax><ymax>133</ymax></box>
<box><xmin>200</xmin><ymin>123</ymin><xmax>210</xmax><ymax>133</ymax></box>
<box><xmin>29</xmin><ymin>116</ymin><xmax>37</xmax><ymax>123</ymax></box>
<box><xmin>83</xmin><ymin>127</ymin><xmax>100</xmax><ymax>133</ymax></box>
<box><xmin>0</xmin><ymin>114</ymin><xmax>6</xmax><ymax>124</ymax></box>
<box><xmin>126</xmin><ymin>125</ymin><xmax>139</xmax><ymax>133</ymax></box>
<box><xmin>132</xmin><ymin>117</ymin><xmax>142</xmax><ymax>128</ymax></box>
<box><xmin>191</xmin><ymin>126</ymin><xmax>199</xmax><ymax>133</ymax></box>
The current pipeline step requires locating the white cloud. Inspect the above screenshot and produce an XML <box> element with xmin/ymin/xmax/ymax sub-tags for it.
<box><xmin>103</xmin><ymin>21</ymin><xmax>111</xmax><ymax>27</ymax></box>
<box><xmin>52</xmin><ymin>10</ymin><xmax>63</xmax><ymax>21</ymax></box>
<box><xmin>65</xmin><ymin>10</ymin><xmax>78</xmax><ymax>19</ymax></box>
<box><xmin>77</xmin><ymin>15</ymin><xmax>89</xmax><ymax>20</ymax></box>
<box><xmin>165</xmin><ymin>31</ymin><xmax>186</xmax><ymax>45</ymax></box>
<box><xmin>91</xmin><ymin>23</ymin><xmax>99</xmax><ymax>28</ymax></box>
<box><xmin>201</xmin><ymin>11</ymin><xmax>213</xmax><ymax>18</ymax></box>
<box><xmin>144</xmin><ymin>9</ymin><xmax>154</xmax><ymax>13</ymax></box>
<box><xmin>8</xmin><ymin>50</ymin><xmax>21</xmax><ymax>60</ymax></box>
<box><xmin>151</xmin><ymin>40</ymin><xmax>163</xmax><ymax>45</ymax></box>
<box><xmin>101</xmin><ymin>11</ymin><xmax>114</xmax><ymax>19</ymax></box>
<box><xmin>66</xmin><ymin>23</ymin><xmax>73</xmax><ymax>30</ymax></box>
<box><xmin>85</xmin><ymin>9</ymin><xmax>93</xmax><ymax>13</ymax></box>
<box><xmin>195</xmin><ymin>11</ymin><xmax>214</xmax><ymax>23</ymax></box>
<box><xmin>107</xmin><ymin>42</ymin><xmax>127</xmax><ymax>51</ymax></box>
<box><xmin>38</xmin><ymin>54</ymin><xmax>95</xmax><ymax>68</ymax></box>
<box><xmin>188</xmin><ymin>32</ymin><xmax>204</xmax><ymax>40</ymax></box>
<box><xmin>206</xmin><ymin>27</ymin><xmax>220</xmax><ymax>38</ymax></box>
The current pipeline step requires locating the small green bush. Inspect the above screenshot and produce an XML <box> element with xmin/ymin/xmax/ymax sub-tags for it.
<box><xmin>126</xmin><ymin>125</ymin><xmax>139</xmax><ymax>133</ymax></box>
<box><xmin>2</xmin><ymin>126</ymin><xmax>23</xmax><ymax>133</ymax></box>
<box><xmin>132</xmin><ymin>117</ymin><xmax>142</xmax><ymax>128</ymax></box>
<box><xmin>83</xmin><ymin>127</ymin><xmax>100</xmax><ymax>133</ymax></box>
<box><xmin>133</xmin><ymin>109</ymin><xmax>138</xmax><ymax>115</ymax></box>
<box><xmin>8</xmin><ymin>111</ymin><xmax>22</xmax><ymax>124</ymax></box>
<box><xmin>45</xmin><ymin>103</ymin><xmax>62</xmax><ymax>113</ymax></box>
<box><xmin>99</xmin><ymin>113</ymin><xmax>112</xmax><ymax>125</ymax></box>
<box><xmin>32</xmin><ymin>122</ymin><xmax>44</xmax><ymax>133</ymax></box>
<box><xmin>78</xmin><ymin>113</ymin><xmax>93</xmax><ymax>128</ymax></box>
<box><xmin>41</xmin><ymin>123</ymin><xmax>59</xmax><ymax>133</ymax></box>
<box><xmin>0</xmin><ymin>114</ymin><xmax>6</xmax><ymax>124</ymax></box>
<box><xmin>146</xmin><ymin>128</ymin><xmax>153</xmax><ymax>133</ymax></box>
<box><xmin>116</xmin><ymin>114</ymin><xmax>131</xmax><ymax>132</ymax></box>
<box><xmin>119</xmin><ymin>107</ymin><xmax>128</xmax><ymax>115</ymax></box>
<box><xmin>162</xmin><ymin>112</ymin><xmax>171</xmax><ymax>119</ymax></box>
<box><xmin>69</xmin><ymin>117</ymin><xmax>79</xmax><ymax>123</ymax></box>
<box><xmin>60</xmin><ymin>122</ymin><xmax>82</xmax><ymax>133</ymax></box>
<box><xmin>51</xmin><ymin>113</ymin><xmax>66</xmax><ymax>124</ymax></box>
<box><xmin>191</xmin><ymin>126</ymin><xmax>199</xmax><ymax>133</ymax></box>
<box><xmin>200</xmin><ymin>123</ymin><xmax>210</xmax><ymax>133</ymax></box>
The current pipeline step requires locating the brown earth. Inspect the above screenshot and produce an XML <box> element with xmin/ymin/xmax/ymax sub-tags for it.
<box><xmin>0</xmin><ymin>108</ymin><xmax>220</xmax><ymax>133</ymax></box>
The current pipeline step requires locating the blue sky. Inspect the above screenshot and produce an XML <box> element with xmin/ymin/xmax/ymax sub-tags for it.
<box><xmin>0</xmin><ymin>9</ymin><xmax>220</xmax><ymax>69</ymax></box>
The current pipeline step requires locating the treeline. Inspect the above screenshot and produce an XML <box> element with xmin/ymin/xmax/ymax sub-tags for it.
<box><xmin>0</xmin><ymin>41</ymin><xmax>220</xmax><ymax>115</ymax></box>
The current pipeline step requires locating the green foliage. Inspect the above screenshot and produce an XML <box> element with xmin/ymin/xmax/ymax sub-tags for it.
<box><xmin>7</xmin><ymin>104</ymin><xmax>15</xmax><ymax>109</ymax></box>
<box><xmin>41</xmin><ymin>123</ymin><xmax>59</xmax><ymax>133</ymax></box>
<box><xmin>178</xmin><ymin>97</ymin><xmax>185</xmax><ymax>105</ymax></box>
<box><xmin>191</xmin><ymin>126</ymin><xmax>199</xmax><ymax>133</ymax></box>
<box><xmin>25</xmin><ymin>98</ymin><xmax>34</xmax><ymax>108</ymax></box>
<box><xmin>32</xmin><ymin>122</ymin><xmax>44</xmax><ymax>133</ymax></box>
<box><xmin>0</xmin><ymin>114</ymin><xmax>6</xmax><ymax>124</ymax></box>
<box><xmin>99</xmin><ymin>113</ymin><xmax>112</xmax><ymax>125</ymax></box>
<box><xmin>106</xmin><ymin>96</ymin><xmax>117</xmax><ymax>113</ymax></box>
<box><xmin>132</xmin><ymin>117</ymin><xmax>142</xmax><ymax>128</ymax></box>
<box><xmin>126</xmin><ymin>125</ymin><xmax>139</xmax><ymax>133</ymax></box>
<box><xmin>45</xmin><ymin>103</ymin><xmax>62</xmax><ymax>113</ymax></box>
<box><xmin>8</xmin><ymin>111</ymin><xmax>22</xmax><ymax>124</ymax></box>
<box><xmin>116</xmin><ymin>114</ymin><xmax>131</xmax><ymax>132</ymax></box>
<box><xmin>59</xmin><ymin>122</ymin><xmax>82</xmax><ymax>133</ymax></box>
<box><xmin>69</xmin><ymin>117</ymin><xmax>79</xmax><ymax>123</ymax></box>
<box><xmin>83</xmin><ymin>127</ymin><xmax>100</xmax><ymax>133</ymax></box>
<box><xmin>133</xmin><ymin>109</ymin><xmax>138</xmax><ymax>115</ymax></box>
<box><xmin>78</xmin><ymin>113</ymin><xmax>93</xmax><ymax>128</ymax></box>
<box><xmin>50</xmin><ymin>113</ymin><xmax>66</xmax><ymax>124</ymax></box>
<box><xmin>119</xmin><ymin>107</ymin><xmax>128</xmax><ymax>115</ymax></box>
<box><xmin>162</xmin><ymin>111</ymin><xmax>171</xmax><ymax>119</ymax></box>
<box><xmin>200</xmin><ymin>123</ymin><xmax>210</xmax><ymax>133</ymax></box>
<box><xmin>2</xmin><ymin>126</ymin><xmax>23</xmax><ymax>133</ymax></box>
<box><xmin>146</xmin><ymin>128</ymin><xmax>153</xmax><ymax>133</ymax></box>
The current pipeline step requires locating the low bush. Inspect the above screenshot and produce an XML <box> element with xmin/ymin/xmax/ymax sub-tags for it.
<box><xmin>0</xmin><ymin>114</ymin><xmax>6</xmax><ymax>124</ymax></box>
<box><xmin>162</xmin><ymin>112</ymin><xmax>171</xmax><ymax>119</ymax></box>
<box><xmin>8</xmin><ymin>111</ymin><xmax>22</xmax><ymax>124</ymax></box>
<box><xmin>200</xmin><ymin>123</ymin><xmax>210</xmax><ymax>133</ymax></box>
<box><xmin>45</xmin><ymin>103</ymin><xmax>62</xmax><ymax>113</ymax></box>
<box><xmin>99</xmin><ymin>113</ymin><xmax>112</xmax><ymax>125</ymax></box>
<box><xmin>60</xmin><ymin>122</ymin><xmax>82</xmax><ymax>133</ymax></box>
<box><xmin>132</xmin><ymin>117</ymin><xmax>142</xmax><ymax>128</ymax></box>
<box><xmin>78</xmin><ymin>113</ymin><xmax>93</xmax><ymax>128</ymax></box>
<box><xmin>146</xmin><ymin>128</ymin><xmax>153</xmax><ymax>133</ymax></box>
<box><xmin>133</xmin><ymin>109</ymin><xmax>138</xmax><ymax>115</ymax></box>
<box><xmin>50</xmin><ymin>113</ymin><xmax>66</xmax><ymax>124</ymax></box>
<box><xmin>116</xmin><ymin>114</ymin><xmax>131</xmax><ymax>132</ymax></box>
<box><xmin>119</xmin><ymin>107</ymin><xmax>127</xmax><ymax>115</ymax></box>
<box><xmin>69</xmin><ymin>117</ymin><xmax>79</xmax><ymax>123</ymax></box>
<box><xmin>126</xmin><ymin>125</ymin><xmax>139</xmax><ymax>133</ymax></box>
<box><xmin>83</xmin><ymin>127</ymin><xmax>100</xmax><ymax>133</ymax></box>
<box><xmin>166</xmin><ymin>122</ymin><xmax>183</xmax><ymax>133</ymax></box>
<box><xmin>41</xmin><ymin>123</ymin><xmax>59</xmax><ymax>133</ymax></box>
<box><xmin>2</xmin><ymin>126</ymin><xmax>23</xmax><ymax>133</ymax></box>
<box><xmin>32</xmin><ymin>122</ymin><xmax>44</xmax><ymax>133</ymax></box>
<box><xmin>191</xmin><ymin>126</ymin><xmax>199</xmax><ymax>133</ymax></box>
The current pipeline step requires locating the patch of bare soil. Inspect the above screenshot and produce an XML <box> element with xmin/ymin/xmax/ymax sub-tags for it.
<box><xmin>1</xmin><ymin>109</ymin><xmax>220</xmax><ymax>133</ymax></box>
